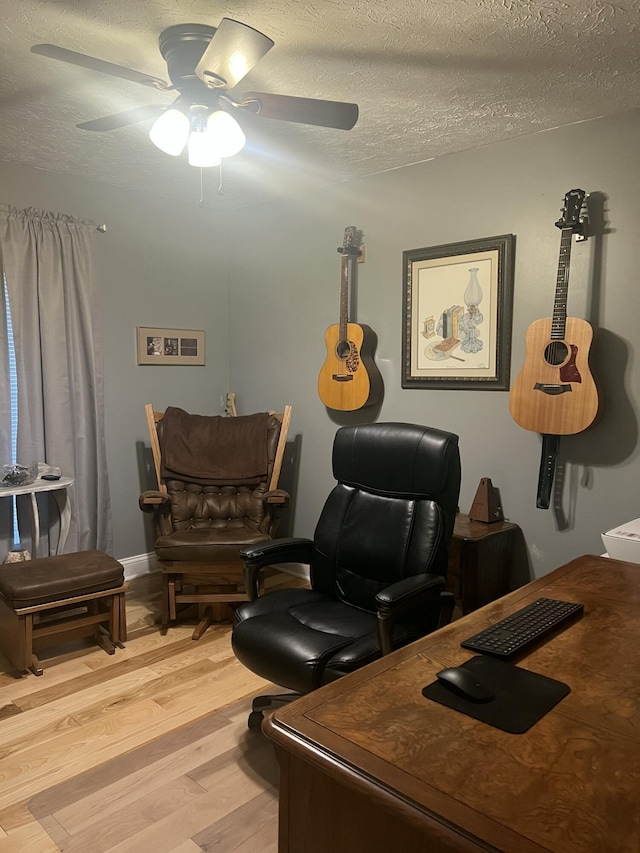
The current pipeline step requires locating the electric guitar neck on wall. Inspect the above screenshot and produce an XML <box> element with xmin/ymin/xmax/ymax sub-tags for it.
<box><xmin>509</xmin><ymin>188</ymin><xmax>598</xmax><ymax>507</ymax></box>
<box><xmin>318</xmin><ymin>226</ymin><xmax>383</xmax><ymax>411</ymax></box>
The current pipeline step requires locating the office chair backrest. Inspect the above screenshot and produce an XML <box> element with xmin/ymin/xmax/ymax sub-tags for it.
<box><xmin>311</xmin><ymin>423</ymin><xmax>461</xmax><ymax>613</ymax></box>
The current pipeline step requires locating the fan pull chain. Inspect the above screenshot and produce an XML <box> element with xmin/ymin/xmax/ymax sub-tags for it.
<box><xmin>197</xmin><ymin>163</ymin><xmax>224</xmax><ymax>208</ymax></box>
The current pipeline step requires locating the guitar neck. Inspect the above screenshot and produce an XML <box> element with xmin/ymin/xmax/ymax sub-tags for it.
<box><xmin>339</xmin><ymin>254</ymin><xmax>349</xmax><ymax>341</ymax></box>
<box><xmin>552</xmin><ymin>226</ymin><xmax>574</xmax><ymax>340</ymax></box>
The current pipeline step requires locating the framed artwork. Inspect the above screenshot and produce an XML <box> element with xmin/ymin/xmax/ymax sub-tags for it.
<box><xmin>402</xmin><ymin>234</ymin><xmax>515</xmax><ymax>390</ymax></box>
<box><xmin>136</xmin><ymin>327</ymin><xmax>205</xmax><ymax>365</ymax></box>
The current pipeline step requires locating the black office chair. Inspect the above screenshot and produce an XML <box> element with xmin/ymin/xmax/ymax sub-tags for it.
<box><xmin>231</xmin><ymin>422</ymin><xmax>461</xmax><ymax>730</ymax></box>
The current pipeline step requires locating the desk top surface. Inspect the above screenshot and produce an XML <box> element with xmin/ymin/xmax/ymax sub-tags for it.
<box><xmin>266</xmin><ymin>554</ymin><xmax>640</xmax><ymax>852</ymax></box>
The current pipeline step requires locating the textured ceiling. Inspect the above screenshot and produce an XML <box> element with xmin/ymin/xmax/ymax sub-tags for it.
<box><xmin>1</xmin><ymin>0</ymin><xmax>640</xmax><ymax>211</ymax></box>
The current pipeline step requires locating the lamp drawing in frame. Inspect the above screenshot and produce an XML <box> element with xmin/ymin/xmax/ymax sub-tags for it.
<box><xmin>461</xmin><ymin>266</ymin><xmax>484</xmax><ymax>355</ymax></box>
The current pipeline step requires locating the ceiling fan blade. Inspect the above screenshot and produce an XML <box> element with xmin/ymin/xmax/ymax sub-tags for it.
<box><xmin>240</xmin><ymin>92</ymin><xmax>359</xmax><ymax>130</ymax></box>
<box><xmin>31</xmin><ymin>44</ymin><xmax>171</xmax><ymax>90</ymax></box>
<box><xmin>195</xmin><ymin>18</ymin><xmax>274</xmax><ymax>90</ymax></box>
<box><xmin>76</xmin><ymin>105</ymin><xmax>164</xmax><ymax>132</ymax></box>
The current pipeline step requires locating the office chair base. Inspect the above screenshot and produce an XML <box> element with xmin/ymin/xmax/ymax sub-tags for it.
<box><xmin>248</xmin><ymin>692</ymin><xmax>301</xmax><ymax>731</ymax></box>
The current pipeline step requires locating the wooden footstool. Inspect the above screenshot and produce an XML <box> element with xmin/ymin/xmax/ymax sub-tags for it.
<box><xmin>0</xmin><ymin>550</ymin><xmax>127</xmax><ymax>676</ymax></box>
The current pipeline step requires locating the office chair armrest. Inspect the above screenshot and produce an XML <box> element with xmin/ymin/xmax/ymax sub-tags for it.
<box><xmin>264</xmin><ymin>489</ymin><xmax>290</xmax><ymax>507</ymax></box>
<box><xmin>138</xmin><ymin>490</ymin><xmax>170</xmax><ymax>513</ymax></box>
<box><xmin>241</xmin><ymin>538</ymin><xmax>314</xmax><ymax>600</ymax></box>
<box><xmin>376</xmin><ymin>574</ymin><xmax>446</xmax><ymax>656</ymax></box>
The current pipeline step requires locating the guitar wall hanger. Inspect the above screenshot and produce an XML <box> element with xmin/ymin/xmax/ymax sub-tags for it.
<box><xmin>557</xmin><ymin>194</ymin><xmax>590</xmax><ymax>242</ymax></box>
<box><xmin>337</xmin><ymin>243</ymin><xmax>366</xmax><ymax>262</ymax></box>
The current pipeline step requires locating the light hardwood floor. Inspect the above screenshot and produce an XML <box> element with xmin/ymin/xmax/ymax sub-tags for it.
<box><xmin>0</xmin><ymin>570</ymin><xmax>301</xmax><ymax>852</ymax></box>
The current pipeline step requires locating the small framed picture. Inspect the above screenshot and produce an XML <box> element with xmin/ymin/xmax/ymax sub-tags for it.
<box><xmin>136</xmin><ymin>327</ymin><xmax>205</xmax><ymax>365</ymax></box>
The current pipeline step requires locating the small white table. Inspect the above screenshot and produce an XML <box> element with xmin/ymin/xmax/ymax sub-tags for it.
<box><xmin>0</xmin><ymin>476</ymin><xmax>74</xmax><ymax>558</ymax></box>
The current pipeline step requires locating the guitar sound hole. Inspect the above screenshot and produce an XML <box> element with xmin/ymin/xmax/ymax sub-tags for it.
<box><xmin>335</xmin><ymin>340</ymin><xmax>360</xmax><ymax>373</ymax></box>
<box><xmin>544</xmin><ymin>341</ymin><xmax>569</xmax><ymax>366</ymax></box>
<box><xmin>336</xmin><ymin>340</ymin><xmax>351</xmax><ymax>359</ymax></box>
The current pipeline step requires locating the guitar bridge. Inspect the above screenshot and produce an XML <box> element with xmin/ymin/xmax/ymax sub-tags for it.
<box><xmin>332</xmin><ymin>374</ymin><xmax>354</xmax><ymax>382</ymax></box>
<box><xmin>534</xmin><ymin>383</ymin><xmax>572</xmax><ymax>396</ymax></box>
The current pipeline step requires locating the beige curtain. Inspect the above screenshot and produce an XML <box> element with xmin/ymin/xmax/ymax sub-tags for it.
<box><xmin>0</xmin><ymin>206</ymin><xmax>112</xmax><ymax>555</ymax></box>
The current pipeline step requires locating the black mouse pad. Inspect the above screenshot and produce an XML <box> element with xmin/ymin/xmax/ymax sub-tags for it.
<box><xmin>422</xmin><ymin>656</ymin><xmax>570</xmax><ymax>734</ymax></box>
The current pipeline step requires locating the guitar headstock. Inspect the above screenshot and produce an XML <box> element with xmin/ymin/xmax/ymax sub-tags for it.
<box><xmin>337</xmin><ymin>225</ymin><xmax>362</xmax><ymax>256</ymax></box>
<box><xmin>343</xmin><ymin>225</ymin><xmax>356</xmax><ymax>248</ymax></box>
<box><xmin>555</xmin><ymin>188</ymin><xmax>586</xmax><ymax>231</ymax></box>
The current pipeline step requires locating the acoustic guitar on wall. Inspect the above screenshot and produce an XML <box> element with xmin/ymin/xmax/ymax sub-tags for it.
<box><xmin>509</xmin><ymin>188</ymin><xmax>598</xmax><ymax>507</ymax></box>
<box><xmin>318</xmin><ymin>226</ymin><xmax>383</xmax><ymax>411</ymax></box>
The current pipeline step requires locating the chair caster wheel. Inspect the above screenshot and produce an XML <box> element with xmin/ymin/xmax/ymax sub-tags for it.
<box><xmin>248</xmin><ymin>710</ymin><xmax>264</xmax><ymax>732</ymax></box>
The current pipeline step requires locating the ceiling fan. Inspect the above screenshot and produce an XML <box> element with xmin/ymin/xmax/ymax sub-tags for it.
<box><xmin>31</xmin><ymin>18</ymin><xmax>359</xmax><ymax>167</ymax></box>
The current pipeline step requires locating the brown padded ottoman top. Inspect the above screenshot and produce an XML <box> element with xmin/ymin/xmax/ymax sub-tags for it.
<box><xmin>0</xmin><ymin>550</ymin><xmax>124</xmax><ymax>609</ymax></box>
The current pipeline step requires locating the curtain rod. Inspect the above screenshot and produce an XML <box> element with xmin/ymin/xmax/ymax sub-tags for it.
<box><xmin>97</xmin><ymin>224</ymin><xmax>107</xmax><ymax>232</ymax></box>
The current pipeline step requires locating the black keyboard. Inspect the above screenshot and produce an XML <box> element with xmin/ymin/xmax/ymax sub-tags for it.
<box><xmin>461</xmin><ymin>598</ymin><xmax>584</xmax><ymax>659</ymax></box>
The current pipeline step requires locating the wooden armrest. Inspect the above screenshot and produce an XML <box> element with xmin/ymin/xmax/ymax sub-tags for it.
<box><xmin>139</xmin><ymin>490</ymin><xmax>170</xmax><ymax>513</ymax></box>
<box><xmin>265</xmin><ymin>489</ymin><xmax>290</xmax><ymax>507</ymax></box>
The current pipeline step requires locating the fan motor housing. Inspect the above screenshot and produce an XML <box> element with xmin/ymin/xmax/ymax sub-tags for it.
<box><xmin>159</xmin><ymin>24</ymin><xmax>216</xmax><ymax>92</ymax></box>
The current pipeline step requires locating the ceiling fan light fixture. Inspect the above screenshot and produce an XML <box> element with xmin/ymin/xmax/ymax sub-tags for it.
<box><xmin>32</xmin><ymin>17</ymin><xmax>361</xmax><ymax>176</ymax></box>
<box><xmin>149</xmin><ymin>108</ymin><xmax>189</xmax><ymax>156</ymax></box>
<box><xmin>187</xmin><ymin>127</ymin><xmax>221</xmax><ymax>168</ymax></box>
<box><xmin>206</xmin><ymin>110</ymin><xmax>246</xmax><ymax>158</ymax></box>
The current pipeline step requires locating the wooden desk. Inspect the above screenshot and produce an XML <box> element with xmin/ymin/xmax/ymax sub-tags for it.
<box><xmin>449</xmin><ymin>513</ymin><xmax>520</xmax><ymax>613</ymax></box>
<box><xmin>265</xmin><ymin>554</ymin><xmax>640</xmax><ymax>853</ymax></box>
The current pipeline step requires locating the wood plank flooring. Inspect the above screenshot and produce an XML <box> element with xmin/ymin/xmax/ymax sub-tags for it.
<box><xmin>0</xmin><ymin>570</ymin><xmax>302</xmax><ymax>852</ymax></box>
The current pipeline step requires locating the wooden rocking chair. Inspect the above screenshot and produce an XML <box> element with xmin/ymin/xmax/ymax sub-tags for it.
<box><xmin>139</xmin><ymin>400</ymin><xmax>292</xmax><ymax>639</ymax></box>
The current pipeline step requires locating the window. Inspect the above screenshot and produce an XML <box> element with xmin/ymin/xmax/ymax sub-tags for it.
<box><xmin>2</xmin><ymin>274</ymin><xmax>20</xmax><ymax>546</ymax></box>
<box><xmin>0</xmin><ymin>206</ymin><xmax>112</xmax><ymax>556</ymax></box>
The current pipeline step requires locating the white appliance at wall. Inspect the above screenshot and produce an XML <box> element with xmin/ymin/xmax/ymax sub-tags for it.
<box><xmin>602</xmin><ymin>519</ymin><xmax>640</xmax><ymax>564</ymax></box>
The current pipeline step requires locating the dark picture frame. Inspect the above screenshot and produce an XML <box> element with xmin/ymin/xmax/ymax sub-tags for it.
<box><xmin>402</xmin><ymin>234</ymin><xmax>515</xmax><ymax>390</ymax></box>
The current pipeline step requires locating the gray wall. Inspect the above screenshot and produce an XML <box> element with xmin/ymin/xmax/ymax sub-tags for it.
<box><xmin>226</xmin><ymin>108</ymin><xmax>640</xmax><ymax>580</ymax></box>
<box><xmin>1</xmin><ymin>107</ymin><xmax>638</xmax><ymax>580</ymax></box>
<box><xmin>0</xmin><ymin>162</ymin><xmax>231</xmax><ymax>560</ymax></box>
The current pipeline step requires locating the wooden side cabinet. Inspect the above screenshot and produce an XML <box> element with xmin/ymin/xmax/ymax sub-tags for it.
<box><xmin>448</xmin><ymin>513</ymin><xmax>520</xmax><ymax>614</ymax></box>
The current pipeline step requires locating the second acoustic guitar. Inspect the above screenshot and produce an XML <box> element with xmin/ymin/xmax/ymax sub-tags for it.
<box><xmin>318</xmin><ymin>226</ymin><xmax>383</xmax><ymax>411</ymax></box>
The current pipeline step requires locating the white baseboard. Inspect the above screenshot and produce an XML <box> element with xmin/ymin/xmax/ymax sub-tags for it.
<box><xmin>118</xmin><ymin>552</ymin><xmax>159</xmax><ymax>580</ymax></box>
<box><xmin>117</xmin><ymin>553</ymin><xmax>310</xmax><ymax>583</ymax></box>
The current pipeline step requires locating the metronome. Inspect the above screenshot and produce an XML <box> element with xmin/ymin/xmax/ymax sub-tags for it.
<box><xmin>469</xmin><ymin>477</ymin><xmax>504</xmax><ymax>523</ymax></box>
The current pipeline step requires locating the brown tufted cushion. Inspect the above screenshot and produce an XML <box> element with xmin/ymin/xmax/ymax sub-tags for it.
<box><xmin>165</xmin><ymin>482</ymin><xmax>270</xmax><ymax>531</ymax></box>
<box><xmin>0</xmin><ymin>550</ymin><xmax>124</xmax><ymax>609</ymax></box>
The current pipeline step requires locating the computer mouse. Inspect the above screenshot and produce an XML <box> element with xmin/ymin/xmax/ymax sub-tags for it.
<box><xmin>436</xmin><ymin>666</ymin><xmax>495</xmax><ymax>702</ymax></box>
